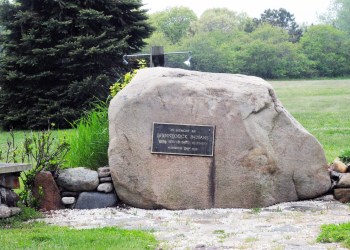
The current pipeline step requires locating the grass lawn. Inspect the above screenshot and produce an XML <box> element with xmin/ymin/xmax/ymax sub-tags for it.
<box><xmin>0</xmin><ymin>208</ymin><xmax>157</xmax><ymax>249</ymax></box>
<box><xmin>317</xmin><ymin>222</ymin><xmax>350</xmax><ymax>248</ymax></box>
<box><xmin>270</xmin><ymin>79</ymin><xmax>350</xmax><ymax>162</ymax></box>
<box><xmin>0</xmin><ymin>222</ymin><xmax>157</xmax><ymax>250</ymax></box>
<box><xmin>0</xmin><ymin>129</ymin><xmax>75</xmax><ymax>163</ymax></box>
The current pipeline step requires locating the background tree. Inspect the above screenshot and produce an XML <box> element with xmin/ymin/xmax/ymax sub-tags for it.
<box><xmin>254</xmin><ymin>8</ymin><xmax>303</xmax><ymax>42</ymax></box>
<box><xmin>0</xmin><ymin>0</ymin><xmax>152</xmax><ymax>129</ymax></box>
<box><xmin>148</xmin><ymin>6</ymin><xmax>197</xmax><ymax>44</ymax></box>
<box><xmin>300</xmin><ymin>25</ymin><xmax>350</xmax><ymax>77</ymax></box>
<box><xmin>319</xmin><ymin>0</ymin><xmax>350</xmax><ymax>35</ymax></box>
<box><xmin>190</xmin><ymin>8</ymin><xmax>251</xmax><ymax>34</ymax></box>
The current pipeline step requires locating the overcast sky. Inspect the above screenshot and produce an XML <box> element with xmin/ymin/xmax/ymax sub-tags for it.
<box><xmin>142</xmin><ymin>0</ymin><xmax>331</xmax><ymax>25</ymax></box>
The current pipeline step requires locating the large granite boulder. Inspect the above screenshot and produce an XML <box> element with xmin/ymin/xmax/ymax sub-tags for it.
<box><xmin>108</xmin><ymin>68</ymin><xmax>331</xmax><ymax>209</ymax></box>
<box><xmin>56</xmin><ymin>167</ymin><xmax>99</xmax><ymax>192</ymax></box>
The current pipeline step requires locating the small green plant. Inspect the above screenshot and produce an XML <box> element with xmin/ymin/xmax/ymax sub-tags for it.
<box><xmin>1</xmin><ymin>127</ymin><xmax>70</xmax><ymax>208</ymax></box>
<box><xmin>317</xmin><ymin>222</ymin><xmax>350</xmax><ymax>248</ymax></box>
<box><xmin>250</xmin><ymin>207</ymin><xmax>262</xmax><ymax>214</ymax></box>
<box><xmin>339</xmin><ymin>149</ymin><xmax>350</xmax><ymax>164</ymax></box>
<box><xmin>0</xmin><ymin>129</ymin><xmax>18</xmax><ymax>163</ymax></box>
<box><xmin>245</xmin><ymin>236</ymin><xmax>258</xmax><ymax>243</ymax></box>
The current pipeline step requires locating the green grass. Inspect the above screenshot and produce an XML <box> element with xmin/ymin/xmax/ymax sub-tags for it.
<box><xmin>0</xmin><ymin>222</ymin><xmax>158</xmax><ymax>250</ymax></box>
<box><xmin>0</xmin><ymin>129</ymin><xmax>75</xmax><ymax>163</ymax></box>
<box><xmin>270</xmin><ymin>79</ymin><xmax>350</xmax><ymax>162</ymax></box>
<box><xmin>64</xmin><ymin>100</ymin><xmax>109</xmax><ymax>170</ymax></box>
<box><xmin>317</xmin><ymin>222</ymin><xmax>350</xmax><ymax>248</ymax></box>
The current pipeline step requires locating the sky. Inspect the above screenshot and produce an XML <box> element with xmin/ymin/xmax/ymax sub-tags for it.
<box><xmin>141</xmin><ymin>0</ymin><xmax>332</xmax><ymax>25</ymax></box>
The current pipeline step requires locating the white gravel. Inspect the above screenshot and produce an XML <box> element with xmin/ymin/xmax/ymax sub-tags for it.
<box><xmin>40</xmin><ymin>200</ymin><xmax>350</xmax><ymax>250</ymax></box>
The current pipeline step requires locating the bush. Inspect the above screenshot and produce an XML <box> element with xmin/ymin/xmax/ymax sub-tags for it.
<box><xmin>64</xmin><ymin>100</ymin><xmax>109</xmax><ymax>170</ymax></box>
<box><xmin>339</xmin><ymin>149</ymin><xmax>350</xmax><ymax>164</ymax></box>
<box><xmin>0</xmin><ymin>128</ymin><xmax>70</xmax><ymax>208</ymax></box>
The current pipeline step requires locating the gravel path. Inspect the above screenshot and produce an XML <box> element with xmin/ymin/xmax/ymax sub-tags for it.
<box><xmin>41</xmin><ymin>200</ymin><xmax>350</xmax><ymax>250</ymax></box>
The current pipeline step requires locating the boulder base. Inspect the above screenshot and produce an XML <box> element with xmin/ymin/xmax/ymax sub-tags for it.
<box><xmin>75</xmin><ymin>192</ymin><xmax>118</xmax><ymax>209</ymax></box>
<box><xmin>56</xmin><ymin>167</ymin><xmax>99</xmax><ymax>192</ymax></box>
<box><xmin>108</xmin><ymin>68</ymin><xmax>331</xmax><ymax>209</ymax></box>
<box><xmin>32</xmin><ymin>171</ymin><xmax>64</xmax><ymax>211</ymax></box>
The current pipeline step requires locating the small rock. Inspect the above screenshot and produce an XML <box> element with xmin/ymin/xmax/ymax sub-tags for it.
<box><xmin>330</xmin><ymin>170</ymin><xmax>346</xmax><ymax>180</ymax></box>
<box><xmin>0</xmin><ymin>204</ymin><xmax>20</xmax><ymax>218</ymax></box>
<box><xmin>75</xmin><ymin>192</ymin><xmax>118</xmax><ymax>209</ymax></box>
<box><xmin>62</xmin><ymin>197</ymin><xmax>76</xmax><ymax>205</ymax></box>
<box><xmin>313</xmin><ymin>194</ymin><xmax>336</xmax><ymax>202</ymax></box>
<box><xmin>337</xmin><ymin>173</ymin><xmax>350</xmax><ymax>188</ymax></box>
<box><xmin>61</xmin><ymin>191</ymin><xmax>79</xmax><ymax>197</ymax></box>
<box><xmin>334</xmin><ymin>188</ymin><xmax>350</xmax><ymax>203</ymax></box>
<box><xmin>0</xmin><ymin>187</ymin><xmax>19</xmax><ymax>207</ymax></box>
<box><xmin>10</xmin><ymin>206</ymin><xmax>21</xmax><ymax>216</ymax></box>
<box><xmin>0</xmin><ymin>174</ymin><xmax>20</xmax><ymax>189</ymax></box>
<box><xmin>56</xmin><ymin>167</ymin><xmax>99</xmax><ymax>192</ymax></box>
<box><xmin>97</xmin><ymin>183</ymin><xmax>114</xmax><ymax>193</ymax></box>
<box><xmin>98</xmin><ymin>166</ymin><xmax>110</xmax><ymax>178</ymax></box>
<box><xmin>195</xmin><ymin>244</ymin><xmax>206</xmax><ymax>249</ymax></box>
<box><xmin>271</xmin><ymin>225</ymin><xmax>300</xmax><ymax>232</ymax></box>
<box><xmin>99</xmin><ymin>177</ymin><xmax>112</xmax><ymax>183</ymax></box>
<box><xmin>0</xmin><ymin>204</ymin><xmax>11</xmax><ymax>218</ymax></box>
<box><xmin>329</xmin><ymin>160</ymin><xmax>348</xmax><ymax>173</ymax></box>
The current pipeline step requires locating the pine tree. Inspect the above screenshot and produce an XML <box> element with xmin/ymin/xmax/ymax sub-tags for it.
<box><xmin>0</xmin><ymin>0</ymin><xmax>152</xmax><ymax>129</ymax></box>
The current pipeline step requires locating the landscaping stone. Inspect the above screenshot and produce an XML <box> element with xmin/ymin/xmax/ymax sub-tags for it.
<box><xmin>337</xmin><ymin>173</ymin><xmax>350</xmax><ymax>188</ymax></box>
<box><xmin>329</xmin><ymin>160</ymin><xmax>348</xmax><ymax>173</ymax></box>
<box><xmin>32</xmin><ymin>171</ymin><xmax>64</xmax><ymax>211</ymax></box>
<box><xmin>108</xmin><ymin>67</ymin><xmax>331</xmax><ymax>209</ymax></box>
<box><xmin>0</xmin><ymin>204</ymin><xmax>11</xmax><ymax>218</ymax></box>
<box><xmin>74</xmin><ymin>192</ymin><xmax>118</xmax><ymax>209</ymax></box>
<box><xmin>62</xmin><ymin>197</ymin><xmax>76</xmax><ymax>205</ymax></box>
<box><xmin>334</xmin><ymin>188</ymin><xmax>350</xmax><ymax>203</ymax></box>
<box><xmin>99</xmin><ymin>177</ymin><xmax>112</xmax><ymax>183</ymax></box>
<box><xmin>61</xmin><ymin>191</ymin><xmax>79</xmax><ymax>197</ymax></box>
<box><xmin>0</xmin><ymin>204</ymin><xmax>21</xmax><ymax>219</ymax></box>
<box><xmin>56</xmin><ymin>167</ymin><xmax>99</xmax><ymax>192</ymax></box>
<box><xmin>313</xmin><ymin>194</ymin><xmax>336</xmax><ymax>202</ymax></box>
<box><xmin>97</xmin><ymin>183</ymin><xmax>114</xmax><ymax>193</ymax></box>
<box><xmin>0</xmin><ymin>187</ymin><xmax>19</xmax><ymax>207</ymax></box>
<box><xmin>0</xmin><ymin>173</ymin><xmax>20</xmax><ymax>189</ymax></box>
<box><xmin>98</xmin><ymin>166</ymin><xmax>111</xmax><ymax>178</ymax></box>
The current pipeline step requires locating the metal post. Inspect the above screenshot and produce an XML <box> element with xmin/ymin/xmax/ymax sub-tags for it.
<box><xmin>150</xmin><ymin>46</ymin><xmax>165</xmax><ymax>67</ymax></box>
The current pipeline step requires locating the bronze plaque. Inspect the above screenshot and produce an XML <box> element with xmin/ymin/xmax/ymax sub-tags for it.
<box><xmin>152</xmin><ymin>122</ymin><xmax>215</xmax><ymax>157</ymax></box>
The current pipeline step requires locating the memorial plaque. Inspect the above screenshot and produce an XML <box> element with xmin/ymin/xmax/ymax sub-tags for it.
<box><xmin>152</xmin><ymin>122</ymin><xmax>215</xmax><ymax>157</ymax></box>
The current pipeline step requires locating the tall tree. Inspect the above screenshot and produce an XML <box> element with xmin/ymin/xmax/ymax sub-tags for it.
<box><xmin>190</xmin><ymin>8</ymin><xmax>251</xmax><ymax>34</ymax></box>
<box><xmin>149</xmin><ymin>6</ymin><xmax>197</xmax><ymax>44</ymax></box>
<box><xmin>254</xmin><ymin>8</ymin><xmax>303</xmax><ymax>42</ymax></box>
<box><xmin>319</xmin><ymin>0</ymin><xmax>350</xmax><ymax>35</ymax></box>
<box><xmin>0</xmin><ymin>0</ymin><xmax>152</xmax><ymax>129</ymax></box>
